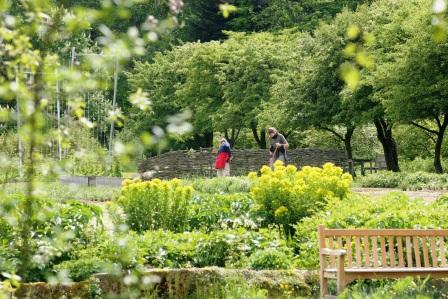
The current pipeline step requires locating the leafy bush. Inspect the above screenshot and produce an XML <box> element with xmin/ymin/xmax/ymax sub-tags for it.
<box><xmin>248</xmin><ymin>248</ymin><xmax>294</xmax><ymax>270</ymax></box>
<box><xmin>139</xmin><ymin>228</ymin><xmax>291</xmax><ymax>269</ymax></box>
<box><xmin>189</xmin><ymin>192</ymin><xmax>257</xmax><ymax>232</ymax></box>
<box><xmin>355</xmin><ymin>171</ymin><xmax>448</xmax><ymax>190</ymax></box>
<box><xmin>141</xmin><ymin>230</ymin><xmax>203</xmax><ymax>268</ymax></box>
<box><xmin>192</xmin><ymin>228</ymin><xmax>289</xmax><ymax>268</ymax></box>
<box><xmin>186</xmin><ymin>177</ymin><xmax>249</xmax><ymax>194</ymax></box>
<box><xmin>340</xmin><ymin>277</ymin><xmax>448</xmax><ymax>299</ymax></box>
<box><xmin>354</xmin><ymin>171</ymin><xmax>402</xmax><ymax>188</ymax></box>
<box><xmin>294</xmin><ymin>192</ymin><xmax>448</xmax><ymax>268</ymax></box>
<box><xmin>0</xmin><ymin>195</ymin><xmax>102</xmax><ymax>281</ymax></box>
<box><xmin>53</xmin><ymin>257</ymin><xmax>105</xmax><ymax>281</ymax></box>
<box><xmin>119</xmin><ymin>178</ymin><xmax>194</xmax><ymax>232</ymax></box>
<box><xmin>400</xmin><ymin>157</ymin><xmax>447</xmax><ymax>173</ymax></box>
<box><xmin>248</xmin><ymin>161</ymin><xmax>352</xmax><ymax>235</ymax></box>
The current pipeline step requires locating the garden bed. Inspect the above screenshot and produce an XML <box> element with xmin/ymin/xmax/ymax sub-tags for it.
<box><xmin>14</xmin><ymin>268</ymin><xmax>319</xmax><ymax>299</ymax></box>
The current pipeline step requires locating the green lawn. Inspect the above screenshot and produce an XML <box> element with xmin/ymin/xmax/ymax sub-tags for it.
<box><xmin>0</xmin><ymin>181</ymin><xmax>120</xmax><ymax>202</ymax></box>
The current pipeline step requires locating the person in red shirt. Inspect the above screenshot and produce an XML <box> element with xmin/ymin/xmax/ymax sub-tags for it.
<box><xmin>215</xmin><ymin>138</ymin><xmax>232</xmax><ymax>177</ymax></box>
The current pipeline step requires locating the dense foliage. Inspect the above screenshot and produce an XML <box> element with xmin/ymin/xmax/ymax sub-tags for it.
<box><xmin>248</xmin><ymin>161</ymin><xmax>352</xmax><ymax>235</ymax></box>
<box><xmin>355</xmin><ymin>171</ymin><xmax>448</xmax><ymax>190</ymax></box>
<box><xmin>2</xmin><ymin>0</ymin><xmax>448</xmax><ymax>296</ymax></box>
<box><xmin>119</xmin><ymin>178</ymin><xmax>194</xmax><ymax>232</ymax></box>
<box><xmin>295</xmin><ymin>193</ymin><xmax>448</xmax><ymax>268</ymax></box>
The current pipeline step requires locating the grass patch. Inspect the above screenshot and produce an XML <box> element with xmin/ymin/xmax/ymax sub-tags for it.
<box><xmin>0</xmin><ymin>181</ymin><xmax>120</xmax><ymax>202</ymax></box>
<box><xmin>354</xmin><ymin>171</ymin><xmax>448</xmax><ymax>190</ymax></box>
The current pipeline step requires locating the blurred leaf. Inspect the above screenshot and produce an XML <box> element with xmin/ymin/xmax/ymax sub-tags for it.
<box><xmin>433</xmin><ymin>0</ymin><xmax>447</xmax><ymax>13</ymax></box>
<box><xmin>346</xmin><ymin>25</ymin><xmax>360</xmax><ymax>40</ymax></box>
<box><xmin>340</xmin><ymin>63</ymin><xmax>361</xmax><ymax>90</ymax></box>
<box><xmin>219</xmin><ymin>3</ymin><xmax>237</xmax><ymax>19</ymax></box>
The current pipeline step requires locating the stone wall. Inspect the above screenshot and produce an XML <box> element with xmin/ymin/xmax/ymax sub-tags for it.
<box><xmin>139</xmin><ymin>148</ymin><xmax>347</xmax><ymax>179</ymax></box>
<box><xmin>14</xmin><ymin>268</ymin><xmax>319</xmax><ymax>299</ymax></box>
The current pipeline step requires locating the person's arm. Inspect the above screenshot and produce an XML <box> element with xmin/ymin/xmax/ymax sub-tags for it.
<box><xmin>280</xmin><ymin>135</ymin><xmax>289</xmax><ymax>150</ymax></box>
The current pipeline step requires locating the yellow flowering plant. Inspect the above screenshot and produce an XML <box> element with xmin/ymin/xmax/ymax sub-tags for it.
<box><xmin>248</xmin><ymin>161</ymin><xmax>352</xmax><ymax>235</ymax></box>
<box><xmin>119</xmin><ymin>178</ymin><xmax>194</xmax><ymax>232</ymax></box>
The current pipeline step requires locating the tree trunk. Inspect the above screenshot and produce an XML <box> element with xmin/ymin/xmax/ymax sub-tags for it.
<box><xmin>344</xmin><ymin>127</ymin><xmax>355</xmax><ymax>175</ymax></box>
<box><xmin>203</xmin><ymin>131</ymin><xmax>213</xmax><ymax>148</ymax></box>
<box><xmin>251</xmin><ymin>123</ymin><xmax>267</xmax><ymax>149</ymax></box>
<box><xmin>374</xmin><ymin>117</ymin><xmax>400</xmax><ymax>172</ymax></box>
<box><xmin>343</xmin><ymin>128</ymin><xmax>354</xmax><ymax>161</ymax></box>
<box><xmin>434</xmin><ymin>131</ymin><xmax>444</xmax><ymax>173</ymax></box>
<box><xmin>434</xmin><ymin>117</ymin><xmax>448</xmax><ymax>173</ymax></box>
<box><xmin>259</xmin><ymin>129</ymin><xmax>266</xmax><ymax>149</ymax></box>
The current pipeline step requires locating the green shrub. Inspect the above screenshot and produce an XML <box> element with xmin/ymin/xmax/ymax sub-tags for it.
<box><xmin>0</xmin><ymin>195</ymin><xmax>102</xmax><ymax>281</ymax></box>
<box><xmin>138</xmin><ymin>228</ymin><xmax>292</xmax><ymax>269</ymax></box>
<box><xmin>248</xmin><ymin>162</ymin><xmax>352</xmax><ymax>235</ymax></box>
<box><xmin>294</xmin><ymin>192</ymin><xmax>448</xmax><ymax>268</ymax></box>
<box><xmin>248</xmin><ymin>248</ymin><xmax>294</xmax><ymax>270</ymax></box>
<box><xmin>141</xmin><ymin>230</ymin><xmax>201</xmax><ymax>268</ymax></box>
<box><xmin>355</xmin><ymin>171</ymin><xmax>448</xmax><ymax>190</ymax></box>
<box><xmin>193</xmin><ymin>228</ymin><xmax>290</xmax><ymax>268</ymax></box>
<box><xmin>400</xmin><ymin>157</ymin><xmax>447</xmax><ymax>173</ymax></box>
<box><xmin>119</xmin><ymin>178</ymin><xmax>194</xmax><ymax>232</ymax></box>
<box><xmin>189</xmin><ymin>192</ymin><xmax>257</xmax><ymax>232</ymax></box>
<box><xmin>340</xmin><ymin>277</ymin><xmax>448</xmax><ymax>299</ymax></box>
<box><xmin>53</xmin><ymin>257</ymin><xmax>105</xmax><ymax>282</ymax></box>
<box><xmin>186</xmin><ymin>177</ymin><xmax>249</xmax><ymax>194</ymax></box>
<box><xmin>355</xmin><ymin>171</ymin><xmax>402</xmax><ymax>188</ymax></box>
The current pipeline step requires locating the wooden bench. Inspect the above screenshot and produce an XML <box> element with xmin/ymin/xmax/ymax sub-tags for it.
<box><xmin>364</xmin><ymin>154</ymin><xmax>387</xmax><ymax>174</ymax></box>
<box><xmin>318</xmin><ymin>225</ymin><xmax>448</xmax><ymax>298</ymax></box>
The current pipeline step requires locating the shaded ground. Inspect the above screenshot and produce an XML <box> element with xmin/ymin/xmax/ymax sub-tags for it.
<box><xmin>353</xmin><ymin>187</ymin><xmax>447</xmax><ymax>202</ymax></box>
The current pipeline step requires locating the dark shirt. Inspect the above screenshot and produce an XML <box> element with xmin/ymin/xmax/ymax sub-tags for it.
<box><xmin>269</xmin><ymin>133</ymin><xmax>287</xmax><ymax>156</ymax></box>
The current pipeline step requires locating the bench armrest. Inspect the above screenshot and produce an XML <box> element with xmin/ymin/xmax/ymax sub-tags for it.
<box><xmin>320</xmin><ymin>248</ymin><xmax>347</xmax><ymax>256</ymax></box>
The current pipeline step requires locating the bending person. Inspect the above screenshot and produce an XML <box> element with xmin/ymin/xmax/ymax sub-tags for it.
<box><xmin>268</xmin><ymin>127</ymin><xmax>289</xmax><ymax>167</ymax></box>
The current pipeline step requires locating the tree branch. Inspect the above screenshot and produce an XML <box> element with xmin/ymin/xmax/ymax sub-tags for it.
<box><xmin>318</xmin><ymin>126</ymin><xmax>345</xmax><ymax>141</ymax></box>
<box><xmin>411</xmin><ymin>121</ymin><xmax>438</xmax><ymax>135</ymax></box>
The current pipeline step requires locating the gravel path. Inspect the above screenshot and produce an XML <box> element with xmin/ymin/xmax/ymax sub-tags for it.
<box><xmin>353</xmin><ymin>187</ymin><xmax>448</xmax><ymax>202</ymax></box>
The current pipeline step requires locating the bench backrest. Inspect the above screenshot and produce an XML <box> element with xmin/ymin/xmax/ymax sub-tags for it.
<box><xmin>318</xmin><ymin>225</ymin><xmax>448</xmax><ymax>269</ymax></box>
<box><xmin>374</xmin><ymin>154</ymin><xmax>386</xmax><ymax>168</ymax></box>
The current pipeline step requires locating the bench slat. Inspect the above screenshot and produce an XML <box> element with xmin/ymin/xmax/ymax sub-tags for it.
<box><xmin>413</xmin><ymin>236</ymin><xmax>421</xmax><ymax>267</ymax></box>
<box><xmin>441</xmin><ymin>237</ymin><xmax>446</xmax><ymax>267</ymax></box>
<box><xmin>364</xmin><ymin>236</ymin><xmax>370</xmax><ymax>268</ymax></box>
<box><xmin>355</xmin><ymin>237</ymin><xmax>362</xmax><ymax>268</ymax></box>
<box><xmin>338</xmin><ymin>237</ymin><xmax>343</xmax><ymax>251</ymax></box>
<box><xmin>372</xmin><ymin>236</ymin><xmax>379</xmax><ymax>267</ymax></box>
<box><xmin>397</xmin><ymin>236</ymin><xmax>404</xmax><ymax>267</ymax></box>
<box><xmin>325</xmin><ymin>267</ymin><xmax>448</xmax><ymax>273</ymax></box>
<box><xmin>406</xmin><ymin>236</ymin><xmax>413</xmax><ymax>268</ymax></box>
<box><xmin>388</xmin><ymin>236</ymin><xmax>395</xmax><ymax>267</ymax></box>
<box><xmin>380</xmin><ymin>237</ymin><xmax>387</xmax><ymax>267</ymax></box>
<box><xmin>422</xmin><ymin>237</ymin><xmax>430</xmax><ymax>267</ymax></box>
<box><xmin>328</xmin><ymin>238</ymin><xmax>335</xmax><ymax>268</ymax></box>
<box><xmin>346</xmin><ymin>236</ymin><xmax>353</xmax><ymax>267</ymax></box>
<box><xmin>322</xmin><ymin>229</ymin><xmax>448</xmax><ymax>237</ymax></box>
<box><xmin>431</xmin><ymin>237</ymin><xmax>438</xmax><ymax>267</ymax></box>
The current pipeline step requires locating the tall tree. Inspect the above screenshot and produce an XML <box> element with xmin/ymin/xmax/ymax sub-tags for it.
<box><xmin>374</xmin><ymin>0</ymin><xmax>448</xmax><ymax>173</ymax></box>
<box><xmin>272</xmin><ymin>17</ymin><xmax>363</xmax><ymax>167</ymax></box>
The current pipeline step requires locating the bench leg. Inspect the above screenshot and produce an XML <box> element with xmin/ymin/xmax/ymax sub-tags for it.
<box><xmin>336</xmin><ymin>255</ymin><xmax>346</xmax><ymax>295</ymax></box>
<box><xmin>320</xmin><ymin>273</ymin><xmax>328</xmax><ymax>298</ymax></box>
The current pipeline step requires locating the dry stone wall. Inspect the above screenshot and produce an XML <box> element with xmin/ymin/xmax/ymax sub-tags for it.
<box><xmin>139</xmin><ymin>148</ymin><xmax>347</xmax><ymax>179</ymax></box>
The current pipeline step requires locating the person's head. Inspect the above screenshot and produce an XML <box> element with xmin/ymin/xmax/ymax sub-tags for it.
<box><xmin>220</xmin><ymin>138</ymin><xmax>229</xmax><ymax>147</ymax></box>
<box><xmin>268</xmin><ymin>127</ymin><xmax>277</xmax><ymax>138</ymax></box>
